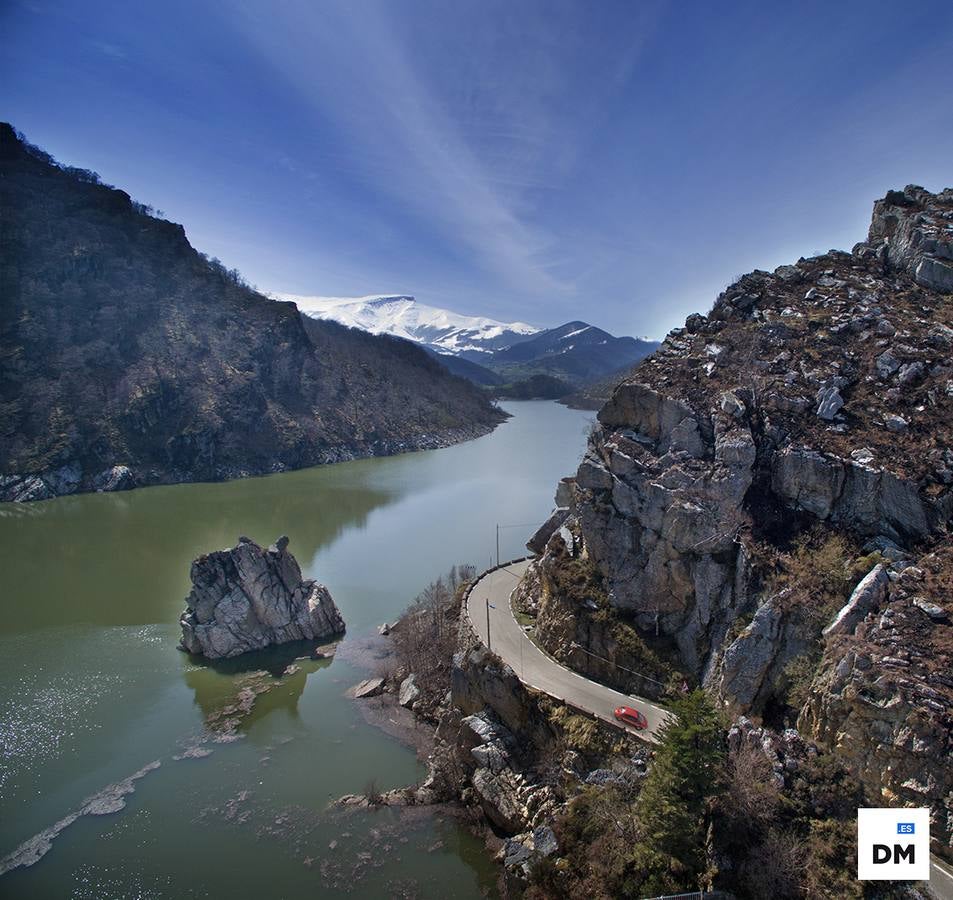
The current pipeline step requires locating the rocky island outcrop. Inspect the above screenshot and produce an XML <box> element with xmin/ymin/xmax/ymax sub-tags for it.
<box><xmin>179</xmin><ymin>536</ymin><xmax>344</xmax><ymax>659</ymax></box>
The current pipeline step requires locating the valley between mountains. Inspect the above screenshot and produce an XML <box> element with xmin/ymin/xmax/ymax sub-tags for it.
<box><xmin>1</xmin><ymin>119</ymin><xmax>951</xmax><ymax>900</ymax></box>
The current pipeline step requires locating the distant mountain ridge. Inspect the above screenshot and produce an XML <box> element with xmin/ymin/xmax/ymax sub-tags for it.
<box><xmin>286</xmin><ymin>294</ymin><xmax>660</xmax><ymax>399</ymax></box>
<box><xmin>283</xmin><ymin>293</ymin><xmax>539</xmax><ymax>356</ymax></box>
<box><xmin>486</xmin><ymin>320</ymin><xmax>658</xmax><ymax>379</ymax></box>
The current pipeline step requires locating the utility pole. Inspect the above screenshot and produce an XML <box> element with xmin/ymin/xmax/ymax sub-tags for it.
<box><xmin>485</xmin><ymin>597</ymin><xmax>492</xmax><ymax>652</ymax></box>
<box><xmin>495</xmin><ymin>523</ymin><xmax>500</xmax><ymax>567</ymax></box>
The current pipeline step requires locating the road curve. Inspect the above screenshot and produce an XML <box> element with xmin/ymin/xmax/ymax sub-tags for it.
<box><xmin>465</xmin><ymin>561</ymin><xmax>953</xmax><ymax>898</ymax></box>
<box><xmin>465</xmin><ymin>559</ymin><xmax>670</xmax><ymax>743</ymax></box>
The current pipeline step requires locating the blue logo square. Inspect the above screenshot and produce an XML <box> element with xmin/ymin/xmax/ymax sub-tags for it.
<box><xmin>897</xmin><ymin>823</ymin><xmax>915</xmax><ymax>834</ymax></box>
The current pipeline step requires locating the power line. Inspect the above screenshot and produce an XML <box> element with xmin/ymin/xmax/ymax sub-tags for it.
<box><xmin>495</xmin><ymin>521</ymin><xmax>540</xmax><ymax>565</ymax></box>
<box><xmin>569</xmin><ymin>641</ymin><xmax>668</xmax><ymax>688</ymax></box>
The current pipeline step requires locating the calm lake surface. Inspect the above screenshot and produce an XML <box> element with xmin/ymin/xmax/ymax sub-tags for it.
<box><xmin>0</xmin><ymin>401</ymin><xmax>591</xmax><ymax>899</ymax></box>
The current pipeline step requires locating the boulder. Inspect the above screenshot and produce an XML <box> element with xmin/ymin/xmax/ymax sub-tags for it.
<box><xmin>312</xmin><ymin>643</ymin><xmax>337</xmax><ymax>659</ymax></box>
<box><xmin>526</xmin><ymin>506</ymin><xmax>570</xmax><ymax>555</ymax></box>
<box><xmin>815</xmin><ymin>385</ymin><xmax>844</xmax><ymax>420</ymax></box>
<box><xmin>93</xmin><ymin>465</ymin><xmax>135</xmax><ymax>493</ymax></box>
<box><xmin>398</xmin><ymin>674</ymin><xmax>421</xmax><ymax>708</ymax></box>
<box><xmin>472</xmin><ymin>767</ymin><xmax>527</xmax><ymax>831</ymax></box>
<box><xmin>178</xmin><ymin>536</ymin><xmax>345</xmax><ymax>659</ymax></box>
<box><xmin>554</xmin><ymin>477</ymin><xmax>575</xmax><ymax>508</ymax></box>
<box><xmin>876</xmin><ymin>351</ymin><xmax>900</xmax><ymax>378</ymax></box>
<box><xmin>502</xmin><ymin>826</ymin><xmax>559</xmax><ymax>875</ymax></box>
<box><xmin>912</xmin><ymin>597</ymin><xmax>948</xmax><ymax>622</ymax></box>
<box><xmin>915</xmin><ymin>256</ymin><xmax>953</xmax><ymax>293</ymax></box>
<box><xmin>885</xmin><ymin>414</ymin><xmax>908</xmax><ymax>434</ymax></box>
<box><xmin>352</xmin><ymin>677</ymin><xmax>385</xmax><ymax>699</ymax></box>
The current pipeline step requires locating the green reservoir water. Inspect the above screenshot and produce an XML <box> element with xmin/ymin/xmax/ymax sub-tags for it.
<box><xmin>0</xmin><ymin>401</ymin><xmax>591</xmax><ymax>899</ymax></box>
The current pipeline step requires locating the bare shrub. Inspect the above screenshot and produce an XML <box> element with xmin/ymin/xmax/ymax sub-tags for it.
<box><xmin>723</xmin><ymin>742</ymin><xmax>780</xmax><ymax>828</ymax></box>
<box><xmin>392</xmin><ymin>565</ymin><xmax>476</xmax><ymax>706</ymax></box>
<box><xmin>739</xmin><ymin>827</ymin><xmax>806</xmax><ymax>899</ymax></box>
<box><xmin>364</xmin><ymin>778</ymin><xmax>382</xmax><ymax>806</ymax></box>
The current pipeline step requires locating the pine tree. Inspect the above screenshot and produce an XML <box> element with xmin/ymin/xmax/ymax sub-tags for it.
<box><xmin>621</xmin><ymin>689</ymin><xmax>725</xmax><ymax>897</ymax></box>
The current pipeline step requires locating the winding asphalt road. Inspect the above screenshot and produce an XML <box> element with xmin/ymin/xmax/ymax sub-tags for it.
<box><xmin>466</xmin><ymin>559</ymin><xmax>670</xmax><ymax>743</ymax></box>
<box><xmin>465</xmin><ymin>560</ymin><xmax>953</xmax><ymax>898</ymax></box>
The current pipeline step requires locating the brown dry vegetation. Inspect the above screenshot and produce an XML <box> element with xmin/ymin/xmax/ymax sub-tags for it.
<box><xmin>628</xmin><ymin>234</ymin><xmax>953</xmax><ymax>483</ymax></box>
<box><xmin>392</xmin><ymin>565</ymin><xmax>475</xmax><ymax>714</ymax></box>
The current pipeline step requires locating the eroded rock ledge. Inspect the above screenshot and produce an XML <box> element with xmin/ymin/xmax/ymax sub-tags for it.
<box><xmin>179</xmin><ymin>535</ymin><xmax>344</xmax><ymax>659</ymax></box>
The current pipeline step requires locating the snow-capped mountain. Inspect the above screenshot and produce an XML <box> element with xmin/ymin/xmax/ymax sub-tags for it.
<box><xmin>278</xmin><ymin>294</ymin><xmax>539</xmax><ymax>357</ymax></box>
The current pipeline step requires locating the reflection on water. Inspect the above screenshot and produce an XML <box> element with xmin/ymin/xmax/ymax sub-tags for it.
<box><xmin>0</xmin><ymin>401</ymin><xmax>592</xmax><ymax>898</ymax></box>
<box><xmin>183</xmin><ymin>650</ymin><xmax>333</xmax><ymax>728</ymax></box>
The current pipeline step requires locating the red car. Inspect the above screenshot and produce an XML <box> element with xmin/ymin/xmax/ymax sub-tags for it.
<box><xmin>613</xmin><ymin>705</ymin><xmax>648</xmax><ymax>730</ymax></box>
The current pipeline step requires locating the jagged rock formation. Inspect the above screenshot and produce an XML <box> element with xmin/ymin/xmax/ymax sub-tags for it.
<box><xmin>179</xmin><ymin>536</ymin><xmax>344</xmax><ymax>659</ymax></box>
<box><xmin>868</xmin><ymin>186</ymin><xmax>953</xmax><ymax>292</ymax></box>
<box><xmin>799</xmin><ymin>547</ymin><xmax>953</xmax><ymax>848</ymax></box>
<box><xmin>426</xmin><ymin>633</ymin><xmax>563</xmax><ymax>835</ymax></box>
<box><xmin>525</xmin><ymin>185</ymin><xmax>953</xmax><ymax>855</ymax></box>
<box><xmin>0</xmin><ymin>123</ymin><xmax>505</xmax><ymax>502</ymax></box>
<box><xmin>718</xmin><ymin>589</ymin><xmax>810</xmax><ymax>714</ymax></box>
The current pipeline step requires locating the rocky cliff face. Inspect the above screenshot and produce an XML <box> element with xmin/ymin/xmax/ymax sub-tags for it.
<box><xmin>799</xmin><ymin>546</ymin><xmax>952</xmax><ymax>849</ymax></box>
<box><xmin>433</xmin><ymin>621</ymin><xmax>562</xmax><ymax>834</ymax></box>
<box><xmin>179</xmin><ymin>535</ymin><xmax>344</xmax><ymax>659</ymax></box>
<box><xmin>0</xmin><ymin>123</ymin><xmax>505</xmax><ymax>502</ymax></box>
<box><xmin>527</xmin><ymin>185</ymin><xmax>953</xmax><ymax>855</ymax></box>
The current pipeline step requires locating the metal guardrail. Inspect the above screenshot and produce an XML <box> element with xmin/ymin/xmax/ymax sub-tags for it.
<box><xmin>457</xmin><ymin>556</ymin><xmax>533</xmax><ymax>649</ymax></box>
<box><xmin>641</xmin><ymin>893</ymin><xmax>705</xmax><ymax>900</ymax></box>
<box><xmin>641</xmin><ymin>892</ymin><xmax>727</xmax><ymax>900</ymax></box>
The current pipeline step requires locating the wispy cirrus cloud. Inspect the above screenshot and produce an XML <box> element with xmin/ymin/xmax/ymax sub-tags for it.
<box><xmin>226</xmin><ymin>0</ymin><xmax>654</xmax><ymax>299</ymax></box>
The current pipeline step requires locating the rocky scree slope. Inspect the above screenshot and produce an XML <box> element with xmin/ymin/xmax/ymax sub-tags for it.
<box><xmin>0</xmin><ymin>124</ymin><xmax>505</xmax><ymax>502</ymax></box>
<box><xmin>525</xmin><ymin>185</ymin><xmax>953</xmax><ymax>856</ymax></box>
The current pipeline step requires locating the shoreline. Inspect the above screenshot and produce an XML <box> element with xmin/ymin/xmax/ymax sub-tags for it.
<box><xmin>338</xmin><ymin>629</ymin><xmax>508</xmax><ymax>882</ymax></box>
<box><xmin>0</xmin><ymin>417</ymin><xmax>507</xmax><ymax>505</ymax></box>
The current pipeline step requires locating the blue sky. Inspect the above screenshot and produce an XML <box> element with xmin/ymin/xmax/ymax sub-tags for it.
<box><xmin>4</xmin><ymin>0</ymin><xmax>953</xmax><ymax>338</ymax></box>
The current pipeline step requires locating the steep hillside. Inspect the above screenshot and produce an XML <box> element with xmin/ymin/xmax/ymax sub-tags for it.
<box><xmin>525</xmin><ymin>185</ymin><xmax>953</xmax><ymax>857</ymax></box>
<box><xmin>0</xmin><ymin>124</ymin><xmax>506</xmax><ymax>501</ymax></box>
<box><xmin>420</xmin><ymin>346</ymin><xmax>504</xmax><ymax>386</ymax></box>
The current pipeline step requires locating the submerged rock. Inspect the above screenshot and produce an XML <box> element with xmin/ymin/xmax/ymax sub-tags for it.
<box><xmin>179</xmin><ymin>535</ymin><xmax>345</xmax><ymax>659</ymax></box>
